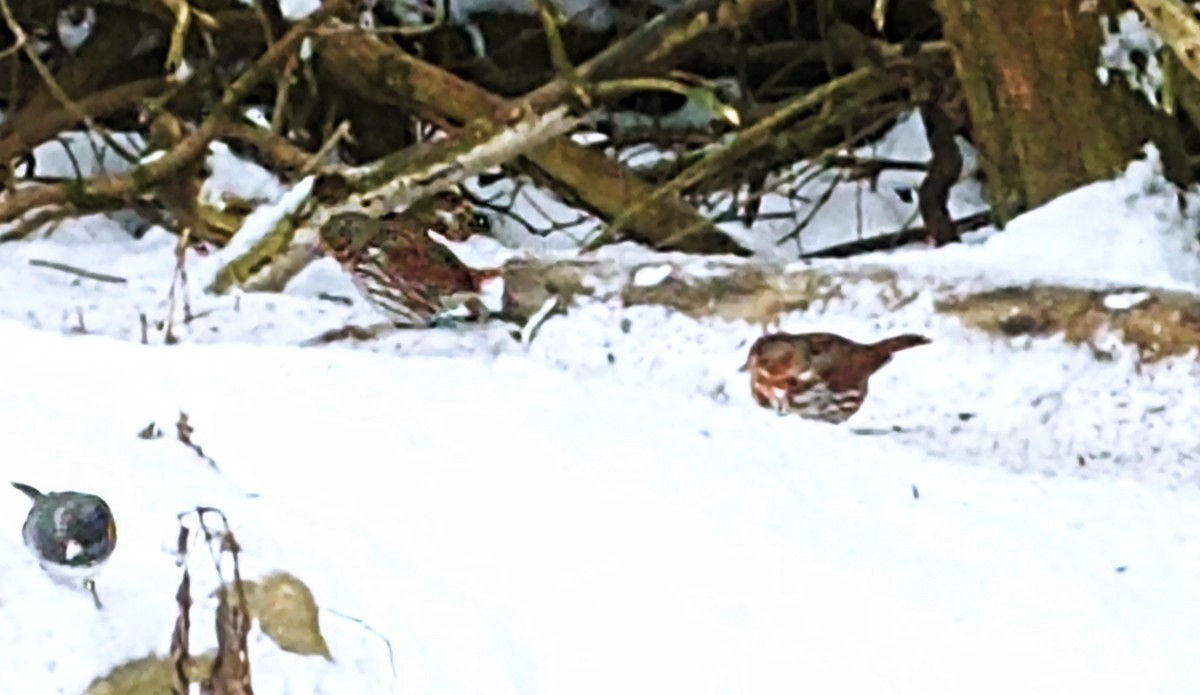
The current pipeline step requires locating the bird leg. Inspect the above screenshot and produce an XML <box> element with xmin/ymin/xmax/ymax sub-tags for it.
<box><xmin>84</xmin><ymin>578</ymin><xmax>103</xmax><ymax>610</ymax></box>
<box><xmin>299</xmin><ymin>320</ymin><xmax>407</xmax><ymax>345</ymax></box>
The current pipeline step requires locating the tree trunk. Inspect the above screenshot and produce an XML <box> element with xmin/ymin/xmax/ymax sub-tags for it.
<box><xmin>932</xmin><ymin>0</ymin><xmax>1187</xmax><ymax>224</ymax></box>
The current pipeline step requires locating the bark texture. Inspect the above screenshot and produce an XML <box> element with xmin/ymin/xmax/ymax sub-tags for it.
<box><xmin>933</xmin><ymin>0</ymin><xmax>1187</xmax><ymax>223</ymax></box>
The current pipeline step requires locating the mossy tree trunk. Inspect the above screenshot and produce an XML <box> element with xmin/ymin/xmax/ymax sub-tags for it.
<box><xmin>932</xmin><ymin>0</ymin><xmax>1187</xmax><ymax>224</ymax></box>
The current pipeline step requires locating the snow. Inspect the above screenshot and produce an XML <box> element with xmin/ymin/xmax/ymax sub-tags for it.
<box><xmin>879</xmin><ymin>145</ymin><xmax>1200</xmax><ymax>290</ymax></box>
<box><xmin>27</xmin><ymin>132</ymin><xmax>144</xmax><ymax>179</ymax></box>
<box><xmin>55</xmin><ymin>5</ymin><xmax>95</xmax><ymax>54</ymax></box>
<box><xmin>2</xmin><ymin>319</ymin><xmax>1200</xmax><ymax>694</ymax></box>
<box><xmin>281</xmin><ymin>0</ymin><xmax>322</xmax><ymax>21</ymax></box>
<box><xmin>190</xmin><ymin>174</ymin><xmax>316</xmax><ymax>292</ymax></box>
<box><xmin>201</xmin><ymin>142</ymin><xmax>288</xmax><ymax>210</ymax></box>
<box><xmin>631</xmin><ymin>263</ymin><xmax>673</xmax><ymax>287</ymax></box>
<box><xmin>1102</xmin><ymin>290</ymin><xmax>1152</xmax><ymax>310</ymax></box>
<box><xmin>1097</xmin><ymin>9</ymin><xmax>1165</xmax><ymax>109</ymax></box>
<box><xmin>379</xmin><ymin>0</ymin><xmax>614</xmax><ymax>29</ymax></box>
<box><xmin>2</xmin><ymin>104</ymin><xmax>1200</xmax><ymax>692</ymax></box>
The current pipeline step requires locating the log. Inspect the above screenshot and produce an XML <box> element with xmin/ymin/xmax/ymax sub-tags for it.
<box><xmin>499</xmin><ymin>255</ymin><xmax>1200</xmax><ymax>362</ymax></box>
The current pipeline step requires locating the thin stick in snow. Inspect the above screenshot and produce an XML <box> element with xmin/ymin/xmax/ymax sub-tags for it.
<box><xmin>27</xmin><ymin>258</ymin><xmax>127</xmax><ymax>284</ymax></box>
<box><xmin>324</xmin><ymin>607</ymin><xmax>398</xmax><ymax>682</ymax></box>
<box><xmin>176</xmin><ymin>411</ymin><xmax>219</xmax><ymax>469</ymax></box>
<box><xmin>163</xmin><ymin>227</ymin><xmax>196</xmax><ymax>344</ymax></box>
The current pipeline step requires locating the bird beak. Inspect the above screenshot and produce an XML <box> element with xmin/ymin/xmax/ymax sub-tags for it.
<box><xmin>307</xmin><ymin>240</ymin><xmax>329</xmax><ymax>259</ymax></box>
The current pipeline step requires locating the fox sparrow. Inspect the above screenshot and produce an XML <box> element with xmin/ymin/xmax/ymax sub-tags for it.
<box><xmin>12</xmin><ymin>482</ymin><xmax>117</xmax><ymax>609</ymax></box>
<box><xmin>318</xmin><ymin>191</ymin><xmax>496</xmax><ymax>327</ymax></box>
<box><xmin>742</xmin><ymin>331</ymin><xmax>931</xmax><ymax>423</ymax></box>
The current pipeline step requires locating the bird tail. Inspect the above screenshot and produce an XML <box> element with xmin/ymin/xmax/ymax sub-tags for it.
<box><xmin>11</xmin><ymin>482</ymin><xmax>43</xmax><ymax>500</ymax></box>
<box><xmin>871</xmin><ymin>333</ymin><xmax>931</xmax><ymax>355</ymax></box>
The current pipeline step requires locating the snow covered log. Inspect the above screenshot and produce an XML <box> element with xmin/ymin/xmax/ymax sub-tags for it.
<box><xmin>501</xmin><ymin>256</ymin><xmax>1200</xmax><ymax>361</ymax></box>
<box><xmin>938</xmin><ymin>285</ymin><xmax>1200</xmax><ymax>362</ymax></box>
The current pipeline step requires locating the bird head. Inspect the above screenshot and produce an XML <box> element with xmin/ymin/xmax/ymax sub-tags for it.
<box><xmin>317</xmin><ymin>213</ymin><xmax>380</xmax><ymax>260</ymax></box>
<box><xmin>427</xmin><ymin>191</ymin><xmax>492</xmax><ymax>239</ymax></box>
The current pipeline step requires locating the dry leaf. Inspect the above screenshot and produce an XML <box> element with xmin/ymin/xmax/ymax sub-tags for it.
<box><xmin>84</xmin><ymin>652</ymin><xmax>215</xmax><ymax>695</ymax></box>
<box><xmin>241</xmin><ymin>572</ymin><xmax>333</xmax><ymax>659</ymax></box>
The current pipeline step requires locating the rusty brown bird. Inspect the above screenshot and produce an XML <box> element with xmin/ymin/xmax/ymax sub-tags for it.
<box><xmin>318</xmin><ymin>190</ymin><xmax>496</xmax><ymax>327</ymax></box>
<box><xmin>742</xmin><ymin>331</ymin><xmax>931</xmax><ymax>423</ymax></box>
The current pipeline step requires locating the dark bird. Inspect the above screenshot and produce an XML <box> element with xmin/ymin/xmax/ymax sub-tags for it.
<box><xmin>742</xmin><ymin>331</ymin><xmax>931</xmax><ymax>423</ymax></box>
<box><xmin>12</xmin><ymin>482</ymin><xmax>117</xmax><ymax>609</ymax></box>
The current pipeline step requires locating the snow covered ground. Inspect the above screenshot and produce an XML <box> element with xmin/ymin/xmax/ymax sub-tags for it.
<box><xmin>2</xmin><ymin>118</ymin><xmax>1200</xmax><ymax>692</ymax></box>
<box><xmin>3</xmin><ymin>319</ymin><xmax>1200</xmax><ymax>694</ymax></box>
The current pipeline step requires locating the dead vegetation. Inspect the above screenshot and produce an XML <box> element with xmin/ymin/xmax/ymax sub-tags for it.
<box><xmin>0</xmin><ymin>0</ymin><xmax>977</xmax><ymax>298</ymax></box>
<box><xmin>84</xmin><ymin>508</ymin><xmax>335</xmax><ymax>694</ymax></box>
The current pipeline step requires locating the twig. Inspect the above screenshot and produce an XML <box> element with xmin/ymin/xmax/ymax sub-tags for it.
<box><xmin>214</xmin><ymin>120</ymin><xmax>314</xmax><ymax>174</ymax></box>
<box><xmin>176</xmin><ymin>411</ymin><xmax>219</xmax><ymax>468</ymax></box>
<box><xmin>915</xmin><ymin>85</ymin><xmax>963</xmax><ymax>246</ymax></box>
<box><xmin>872</xmin><ymin>0</ymin><xmax>890</xmax><ymax>33</ymax></box>
<box><xmin>777</xmin><ymin>170</ymin><xmax>844</xmax><ymax>246</ymax></box>
<box><xmin>797</xmin><ymin>210</ymin><xmax>991</xmax><ymax>259</ymax></box>
<box><xmin>27</xmin><ymin>258</ymin><xmax>128</xmax><ymax>283</ymax></box>
<box><xmin>822</xmin><ymin>155</ymin><xmax>928</xmax><ymax>175</ymax></box>
<box><xmin>324</xmin><ymin>608</ymin><xmax>398</xmax><ymax>681</ymax></box>
<box><xmin>534</xmin><ymin>0</ymin><xmax>589</xmax><ymax>108</ymax></box>
<box><xmin>271</xmin><ymin>52</ymin><xmax>298</xmax><ymax>134</ymax></box>
<box><xmin>69</xmin><ymin>308</ymin><xmax>88</xmax><ymax>335</ymax></box>
<box><xmin>163</xmin><ymin>227</ymin><xmax>194</xmax><ymax>344</ymax></box>
<box><xmin>0</xmin><ymin>30</ymin><xmax>23</xmax><ymax>59</ymax></box>
<box><xmin>299</xmin><ymin>120</ymin><xmax>350</xmax><ymax>176</ymax></box>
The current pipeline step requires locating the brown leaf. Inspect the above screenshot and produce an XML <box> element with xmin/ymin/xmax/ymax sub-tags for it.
<box><xmin>241</xmin><ymin>572</ymin><xmax>333</xmax><ymax>659</ymax></box>
<box><xmin>85</xmin><ymin>653</ymin><xmax>215</xmax><ymax>695</ymax></box>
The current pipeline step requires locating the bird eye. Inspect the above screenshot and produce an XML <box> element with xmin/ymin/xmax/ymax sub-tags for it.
<box><xmin>469</xmin><ymin>212</ymin><xmax>491</xmax><ymax>232</ymax></box>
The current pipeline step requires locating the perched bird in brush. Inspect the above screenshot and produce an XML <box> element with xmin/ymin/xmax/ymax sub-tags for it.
<box><xmin>742</xmin><ymin>331</ymin><xmax>931</xmax><ymax>423</ymax></box>
<box><xmin>317</xmin><ymin>192</ymin><xmax>497</xmax><ymax>327</ymax></box>
<box><xmin>12</xmin><ymin>482</ymin><xmax>117</xmax><ymax>609</ymax></box>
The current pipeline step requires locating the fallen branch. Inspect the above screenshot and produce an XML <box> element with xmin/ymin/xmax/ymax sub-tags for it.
<box><xmin>0</xmin><ymin>78</ymin><xmax>169</xmax><ymax>167</ymax></box>
<box><xmin>314</xmin><ymin>0</ymin><xmax>787</xmax><ymax>255</ymax></box>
